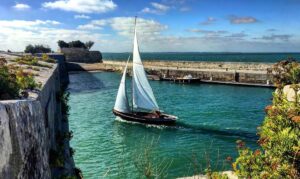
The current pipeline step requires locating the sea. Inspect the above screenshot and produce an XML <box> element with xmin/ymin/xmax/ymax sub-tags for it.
<box><xmin>68</xmin><ymin>69</ymin><xmax>274</xmax><ymax>178</ymax></box>
<box><xmin>102</xmin><ymin>52</ymin><xmax>300</xmax><ymax>62</ymax></box>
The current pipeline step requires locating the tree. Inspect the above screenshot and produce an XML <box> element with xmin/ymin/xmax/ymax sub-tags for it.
<box><xmin>24</xmin><ymin>44</ymin><xmax>34</xmax><ymax>53</ymax></box>
<box><xmin>57</xmin><ymin>40</ymin><xmax>69</xmax><ymax>48</ymax></box>
<box><xmin>85</xmin><ymin>41</ymin><xmax>94</xmax><ymax>50</ymax></box>
<box><xmin>68</xmin><ymin>40</ymin><xmax>86</xmax><ymax>49</ymax></box>
<box><xmin>24</xmin><ymin>44</ymin><xmax>51</xmax><ymax>54</ymax></box>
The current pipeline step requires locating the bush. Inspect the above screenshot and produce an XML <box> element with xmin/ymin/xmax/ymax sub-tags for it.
<box><xmin>0</xmin><ymin>57</ymin><xmax>40</xmax><ymax>100</ymax></box>
<box><xmin>57</xmin><ymin>40</ymin><xmax>95</xmax><ymax>49</ymax></box>
<box><xmin>85</xmin><ymin>41</ymin><xmax>94</xmax><ymax>50</ymax></box>
<box><xmin>0</xmin><ymin>57</ymin><xmax>20</xmax><ymax>99</ymax></box>
<box><xmin>233</xmin><ymin>60</ymin><xmax>300</xmax><ymax>178</ymax></box>
<box><xmin>24</xmin><ymin>44</ymin><xmax>51</xmax><ymax>54</ymax></box>
<box><xmin>68</xmin><ymin>40</ymin><xmax>86</xmax><ymax>49</ymax></box>
<box><xmin>15</xmin><ymin>69</ymin><xmax>38</xmax><ymax>90</ymax></box>
<box><xmin>41</xmin><ymin>54</ymin><xmax>56</xmax><ymax>63</ymax></box>
<box><xmin>272</xmin><ymin>58</ymin><xmax>300</xmax><ymax>86</ymax></box>
<box><xmin>16</xmin><ymin>55</ymin><xmax>53</xmax><ymax>68</ymax></box>
<box><xmin>58</xmin><ymin>40</ymin><xmax>70</xmax><ymax>48</ymax></box>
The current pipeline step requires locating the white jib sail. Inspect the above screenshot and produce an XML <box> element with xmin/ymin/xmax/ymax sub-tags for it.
<box><xmin>114</xmin><ymin>57</ymin><xmax>130</xmax><ymax>113</ymax></box>
<box><xmin>132</xmin><ymin>20</ymin><xmax>159</xmax><ymax>111</ymax></box>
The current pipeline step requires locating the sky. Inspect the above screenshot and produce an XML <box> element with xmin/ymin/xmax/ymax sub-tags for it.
<box><xmin>0</xmin><ymin>0</ymin><xmax>300</xmax><ymax>52</ymax></box>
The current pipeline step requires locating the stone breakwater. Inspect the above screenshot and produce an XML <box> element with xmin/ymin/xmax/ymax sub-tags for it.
<box><xmin>67</xmin><ymin>60</ymin><xmax>275</xmax><ymax>87</ymax></box>
<box><xmin>0</xmin><ymin>55</ymin><xmax>74</xmax><ymax>178</ymax></box>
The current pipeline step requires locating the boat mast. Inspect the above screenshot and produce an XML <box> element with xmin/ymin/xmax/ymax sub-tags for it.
<box><xmin>131</xmin><ymin>16</ymin><xmax>137</xmax><ymax>113</ymax></box>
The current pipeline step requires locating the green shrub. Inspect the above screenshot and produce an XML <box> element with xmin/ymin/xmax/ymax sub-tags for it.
<box><xmin>24</xmin><ymin>44</ymin><xmax>51</xmax><ymax>54</ymax></box>
<box><xmin>16</xmin><ymin>69</ymin><xmax>38</xmax><ymax>90</ymax></box>
<box><xmin>16</xmin><ymin>55</ymin><xmax>53</xmax><ymax>68</ymax></box>
<box><xmin>0</xmin><ymin>57</ymin><xmax>20</xmax><ymax>99</ymax></box>
<box><xmin>41</xmin><ymin>54</ymin><xmax>56</xmax><ymax>63</ymax></box>
<box><xmin>233</xmin><ymin>60</ymin><xmax>300</xmax><ymax>178</ymax></box>
<box><xmin>57</xmin><ymin>40</ymin><xmax>94</xmax><ymax>50</ymax></box>
<box><xmin>0</xmin><ymin>57</ymin><xmax>41</xmax><ymax>100</ymax></box>
<box><xmin>58</xmin><ymin>40</ymin><xmax>70</xmax><ymax>48</ymax></box>
<box><xmin>272</xmin><ymin>58</ymin><xmax>300</xmax><ymax>86</ymax></box>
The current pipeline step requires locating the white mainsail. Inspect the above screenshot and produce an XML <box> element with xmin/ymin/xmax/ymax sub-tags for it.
<box><xmin>114</xmin><ymin>57</ymin><xmax>130</xmax><ymax>113</ymax></box>
<box><xmin>132</xmin><ymin>18</ymin><xmax>159</xmax><ymax>111</ymax></box>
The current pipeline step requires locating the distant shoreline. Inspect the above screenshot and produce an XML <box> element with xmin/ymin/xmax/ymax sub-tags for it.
<box><xmin>102</xmin><ymin>52</ymin><xmax>300</xmax><ymax>63</ymax></box>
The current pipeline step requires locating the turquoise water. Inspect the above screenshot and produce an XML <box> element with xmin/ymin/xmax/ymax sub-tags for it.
<box><xmin>68</xmin><ymin>72</ymin><xmax>273</xmax><ymax>178</ymax></box>
<box><xmin>102</xmin><ymin>52</ymin><xmax>300</xmax><ymax>63</ymax></box>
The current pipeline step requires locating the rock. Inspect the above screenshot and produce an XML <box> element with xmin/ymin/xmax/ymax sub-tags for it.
<box><xmin>282</xmin><ymin>85</ymin><xmax>300</xmax><ymax>102</ymax></box>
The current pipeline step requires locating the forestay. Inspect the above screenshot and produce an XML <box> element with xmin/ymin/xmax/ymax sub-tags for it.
<box><xmin>114</xmin><ymin>57</ymin><xmax>130</xmax><ymax>113</ymax></box>
<box><xmin>132</xmin><ymin>21</ymin><xmax>159</xmax><ymax>111</ymax></box>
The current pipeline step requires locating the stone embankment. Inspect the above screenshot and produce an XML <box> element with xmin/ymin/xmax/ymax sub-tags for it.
<box><xmin>60</xmin><ymin>48</ymin><xmax>102</xmax><ymax>63</ymax></box>
<box><xmin>0</xmin><ymin>54</ymin><xmax>75</xmax><ymax>178</ymax></box>
<box><xmin>67</xmin><ymin>60</ymin><xmax>275</xmax><ymax>87</ymax></box>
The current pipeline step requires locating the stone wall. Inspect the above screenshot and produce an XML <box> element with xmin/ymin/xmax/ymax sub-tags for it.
<box><xmin>103</xmin><ymin>60</ymin><xmax>273</xmax><ymax>71</ymax></box>
<box><xmin>0</xmin><ymin>62</ymin><xmax>74</xmax><ymax>178</ymax></box>
<box><xmin>100</xmin><ymin>60</ymin><xmax>274</xmax><ymax>85</ymax></box>
<box><xmin>60</xmin><ymin>48</ymin><xmax>102</xmax><ymax>63</ymax></box>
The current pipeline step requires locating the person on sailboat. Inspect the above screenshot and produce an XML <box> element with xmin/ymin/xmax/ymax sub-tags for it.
<box><xmin>154</xmin><ymin>110</ymin><xmax>161</xmax><ymax>117</ymax></box>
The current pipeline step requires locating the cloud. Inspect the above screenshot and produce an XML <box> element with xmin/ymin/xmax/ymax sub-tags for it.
<box><xmin>77</xmin><ymin>19</ymin><xmax>106</xmax><ymax>30</ymax></box>
<box><xmin>225</xmin><ymin>32</ymin><xmax>247</xmax><ymax>39</ymax></box>
<box><xmin>229</xmin><ymin>16</ymin><xmax>258</xmax><ymax>24</ymax></box>
<box><xmin>0</xmin><ymin>19</ymin><xmax>104</xmax><ymax>51</ymax></box>
<box><xmin>261</xmin><ymin>34</ymin><xmax>292</xmax><ymax>41</ymax></box>
<box><xmin>139</xmin><ymin>35</ymin><xmax>299</xmax><ymax>52</ymax></box>
<box><xmin>0</xmin><ymin>20</ymin><xmax>61</xmax><ymax>29</ymax></box>
<box><xmin>74</xmin><ymin>14</ymin><xmax>91</xmax><ymax>19</ymax></box>
<box><xmin>163</xmin><ymin>0</ymin><xmax>187</xmax><ymax>5</ymax></box>
<box><xmin>78</xmin><ymin>17</ymin><xmax>167</xmax><ymax>38</ymax></box>
<box><xmin>141</xmin><ymin>2</ymin><xmax>170</xmax><ymax>15</ymax></box>
<box><xmin>42</xmin><ymin>0</ymin><xmax>117</xmax><ymax>13</ymax></box>
<box><xmin>188</xmin><ymin>29</ymin><xmax>228</xmax><ymax>37</ymax></box>
<box><xmin>151</xmin><ymin>2</ymin><xmax>170</xmax><ymax>11</ymax></box>
<box><xmin>13</xmin><ymin>3</ymin><xmax>30</xmax><ymax>10</ymax></box>
<box><xmin>0</xmin><ymin>18</ymin><xmax>298</xmax><ymax>53</ymax></box>
<box><xmin>188</xmin><ymin>29</ymin><xmax>249</xmax><ymax>41</ymax></box>
<box><xmin>179</xmin><ymin>7</ymin><xmax>190</xmax><ymax>12</ymax></box>
<box><xmin>201</xmin><ymin>17</ymin><xmax>216</xmax><ymax>25</ymax></box>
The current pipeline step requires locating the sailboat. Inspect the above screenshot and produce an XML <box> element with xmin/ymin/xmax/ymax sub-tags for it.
<box><xmin>112</xmin><ymin>17</ymin><xmax>177</xmax><ymax>125</ymax></box>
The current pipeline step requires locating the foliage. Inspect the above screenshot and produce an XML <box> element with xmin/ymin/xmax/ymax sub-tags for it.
<box><xmin>16</xmin><ymin>55</ymin><xmax>39</xmax><ymax>66</ymax></box>
<box><xmin>85</xmin><ymin>41</ymin><xmax>94</xmax><ymax>50</ymax></box>
<box><xmin>272</xmin><ymin>58</ymin><xmax>300</xmax><ymax>86</ymax></box>
<box><xmin>233</xmin><ymin>60</ymin><xmax>300</xmax><ymax>178</ymax></box>
<box><xmin>67</xmin><ymin>40</ymin><xmax>87</xmax><ymax>49</ymax></box>
<box><xmin>0</xmin><ymin>57</ymin><xmax>20</xmax><ymax>99</ymax></box>
<box><xmin>57</xmin><ymin>40</ymin><xmax>95</xmax><ymax>50</ymax></box>
<box><xmin>210</xmin><ymin>172</ymin><xmax>229</xmax><ymax>179</ymax></box>
<box><xmin>49</xmin><ymin>149</ymin><xmax>64</xmax><ymax>168</ymax></box>
<box><xmin>16</xmin><ymin>55</ymin><xmax>53</xmax><ymax>68</ymax></box>
<box><xmin>74</xmin><ymin>167</ymin><xmax>83</xmax><ymax>179</ymax></box>
<box><xmin>133</xmin><ymin>138</ymin><xmax>173</xmax><ymax>178</ymax></box>
<box><xmin>41</xmin><ymin>54</ymin><xmax>56</xmax><ymax>63</ymax></box>
<box><xmin>58</xmin><ymin>40</ymin><xmax>70</xmax><ymax>48</ymax></box>
<box><xmin>24</xmin><ymin>44</ymin><xmax>51</xmax><ymax>54</ymax></box>
<box><xmin>0</xmin><ymin>57</ymin><xmax>40</xmax><ymax>100</ymax></box>
<box><xmin>15</xmin><ymin>69</ymin><xmax>38</xmax><ymax>90</ymax></box>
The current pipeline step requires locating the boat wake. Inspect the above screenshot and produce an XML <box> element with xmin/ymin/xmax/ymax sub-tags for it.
<box><xmin>115</xmin><ymin>117</ymin><xmax>257</xmax><ymax>140</ymax></box>
<box><xmin>114</xmin><ymin>117</ymin><xmax>168</xmax><ymax>129</ymax></box>
<box><xmin>175</xmin><ymin>121</ymin><xmax>258</xmax><ymax>140</ymax></box>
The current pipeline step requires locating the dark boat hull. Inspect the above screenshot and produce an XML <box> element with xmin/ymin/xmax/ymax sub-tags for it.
<box><xmin>113</xmin><ymin>109</ymin><xmax>177</xmax><ymax>125</ymax></box>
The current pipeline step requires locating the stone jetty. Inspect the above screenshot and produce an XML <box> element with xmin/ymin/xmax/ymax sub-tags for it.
<box><xmin>67</xmin><ymin>60</ymin><xmax>275</xmax><ymax>87</ymax></box>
